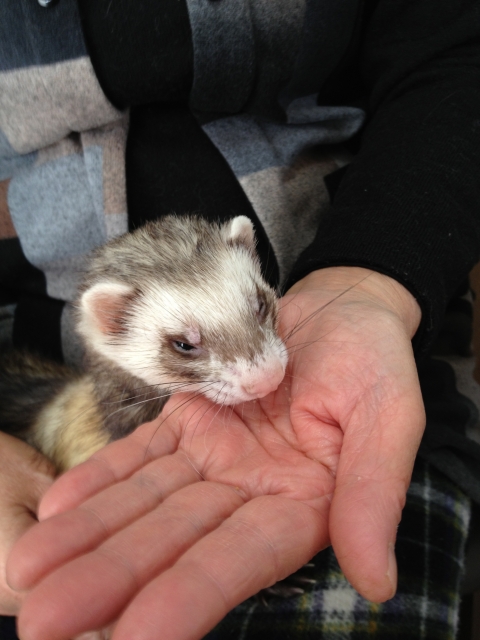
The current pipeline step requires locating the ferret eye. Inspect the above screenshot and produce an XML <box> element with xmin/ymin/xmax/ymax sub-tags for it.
<box><xmin>256</xmin><ymin>296</ymin><xmax>267</xmax><ymax>322</ymax></box>
<box><xmin>172</xmin><ymin>340</ymin><xmax>196</xmax><ymax>354</ymax></box>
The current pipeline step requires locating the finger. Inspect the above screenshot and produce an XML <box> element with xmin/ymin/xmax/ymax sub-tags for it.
<box><xmin>19</xmin><ymin>495</ymin><xmax>328</xmax><ymax>640</ymax></box>
<box><xmin>329</xmin><ymin>364</ymin><xmax>425</xmax><ymax>602</ymax></box>
<box><xmin>8</xmin><ymin>451</ymin><xmax>201</xmax><ymax>591</ymax></box>
<box><xmin>39</xmin><ymin>411</ymin><xmax>183</xmax><ymax>521</ymax></box>
<box><xmin>111</xmin><ymin>496</ymin><xmax>329</xmax><ymax>640</ymax></box>
<box><xmin>17</xmin><ymin>482</ymin><xmax>247</xmax><ymax>640</ymax></box>
<box><xmin>16</xmin><ymin>394</ymin><xmax>251</xmax><ymax>591</ymax></box>
<box><xmin>0</xmin><ymin>433</ymin><xmax>56</xmax><ymax>511</ymax></box>
<box><xmin>74</xmin><ymin>626</ymin><xmax>114</xmax><ymax>640</ymax></box>
<box><xmin>0</xmin><ymin>435</ymin><xmax>55</xmax><ymax>615</ymax></box>
<box><xmin>0</xmin><ymin>509</ymin><xmax>38</xmax><ymax>616</ymax></box>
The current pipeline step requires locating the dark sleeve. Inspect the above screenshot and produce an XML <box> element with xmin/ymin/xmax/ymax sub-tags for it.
<box><xmin>287</xmin><ymin>0</ymin><xmax>480</xmax><ymax>354</ymax></box>
<box><xmin>76</xmin><ymin>0</ymin><xmax>193</xmax><ymax>107</ymax></box>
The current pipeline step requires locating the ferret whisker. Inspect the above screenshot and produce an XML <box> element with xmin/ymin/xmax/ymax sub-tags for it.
<box><xmin>223</xmin><ymin>403</ymin><xmax>237</xmax><ymax>439</ymax></box>
<box><xmin>101</xmin><ymin>391</ymin><xmax>172</xmax><ymax>408</ymax></box>
<box><xmin>102</xmin><ymin>385</ymin><xmax>210</xmax><ymax>422</ymax></box>
<box><xmin>158</xmin><ymin>386</ymin><xmax>222</xmax><ymax>471</ymax></box>
<box><xmin>284</xmin><ymin>341</ymin><xmax>332</xmax><ymax>357</ymax></box>
<box><xmin>139</xmin><ymin>382</ymin><xmax>216</xmax><ymax>439</ymax></box>
<box><xmin>197</xmin><ymin>392</ymin><xmax>227</xmax><ymax>458</ymax></box>
<box><xmin>184</xmin><ymin>392</ymin><xmax>227</xmax><ymax>460</ymax></box>
<box><xmin>285</xmin><ymin>326</ymin><xmax>347</xmax><ymax>355</ymax></box>
<box><xmin>286</xmin><ymin>278</ymin><xmax>371</xmax><ymax>340</ymax></box>
<box><xmin>284</xmin><ymin>339</ymin><xmax>324</xmax><ymax>353</ymax></box>
<box><xmin>285</xmin><ymin>275</ymin><xmax>372</xmax><ymax>341</ymax></box>
<box><xmin>104</xmin><ymin>396</ymin><xmax>167</xmax><ymax>420</ymax></box>
<box><xmin>280</xmin><ymin>303</ymin><xmax>305</xmax><ymax>342</ymax></box>
<box><xmin>141</xmin><ymin>389</ymin><xmax>213</xmax><ymax>474</ymax></box>
<box><xmin>100</xmin><ymin>381</ymin><xmax>211</xmax><ymax>406</ymax></box>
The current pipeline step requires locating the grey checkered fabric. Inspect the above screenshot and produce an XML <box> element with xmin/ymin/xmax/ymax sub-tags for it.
<box><xmin>206</xmin><ymin>459</ymin><xmax>470</xmax><ymax>640</ymax></box>
<box><xmin>0</xmin><ymin>0</ymin><xmax>366</xmax><ymax>365</ymax></box>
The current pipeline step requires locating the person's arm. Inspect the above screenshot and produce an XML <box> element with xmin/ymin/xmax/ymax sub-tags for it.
<box><xmin>75</xmin><ymin>0</ymin><xmax>193</xmax><ymax>109</ymax></box>
<box><xmin>288</xmin><ymin>0</ymin><xmax>480</xmax><ymax>354</ymax></box>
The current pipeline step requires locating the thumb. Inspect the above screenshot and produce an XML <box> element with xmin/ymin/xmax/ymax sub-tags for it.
<box><xmin>329</xmin><ymin>384</ymin><xmax>425</xmax><ymax>602</ymax></box>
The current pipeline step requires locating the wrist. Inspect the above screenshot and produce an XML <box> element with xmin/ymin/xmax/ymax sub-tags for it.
<box><xmin>286</xmin><ymin>267</ymin><xmax>422</xmax><ymax>340</ymax></box>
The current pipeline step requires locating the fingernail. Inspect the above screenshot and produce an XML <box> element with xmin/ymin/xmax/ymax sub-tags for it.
<box><xmin>386</xmin><ymin>542</ymin><xmax>397</xmax><ymax>599</ymax></box>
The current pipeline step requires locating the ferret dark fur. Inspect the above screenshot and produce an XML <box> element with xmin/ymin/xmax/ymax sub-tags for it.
<box><xmin>0</xmin><ymin>216</ymin><xmax>287</xmax><ymax>472</ymax></box>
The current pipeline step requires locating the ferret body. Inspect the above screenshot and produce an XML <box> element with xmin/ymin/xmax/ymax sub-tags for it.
<box><xmin>0</xmin><ymin>216</ymin><xmax>287</xmax><ymax>471</ymax></box>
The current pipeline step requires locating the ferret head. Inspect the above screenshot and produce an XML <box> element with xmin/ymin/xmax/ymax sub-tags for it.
<box><xmin>76</xmin><ymin>216</ymin><xmax>287</xmax><ymax>405</ymax></box>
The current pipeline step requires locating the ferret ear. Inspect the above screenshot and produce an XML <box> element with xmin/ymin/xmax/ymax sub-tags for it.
<box><xmin>223</xmin><ymin>216</ymin><xmax>256</xmax><ymax>250</ymax></box>
<box><xmin>78</xmin><ymin>282</ymin><xmax>137</xmax><ymax>337</ymax></box>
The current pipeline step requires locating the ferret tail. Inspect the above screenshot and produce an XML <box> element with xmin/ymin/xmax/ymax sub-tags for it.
<box><xmin>0</xmin><ymin>351</ymin><xmax>109</xmax><ymax>472</ymax></box>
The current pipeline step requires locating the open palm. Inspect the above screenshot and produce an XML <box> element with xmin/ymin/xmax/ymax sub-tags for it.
<box><xmin>9</xmin><ymin>268</ymin><xmax>425</xmax><ymax>640</ymax></box>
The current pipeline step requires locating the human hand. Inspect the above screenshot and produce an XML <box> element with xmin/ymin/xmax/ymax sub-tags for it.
<box><xmin>0</xmin><ymin>432</ymin><xmax>54</xmax><ymax>616</ymax></box>
<box><xmin>8</xmin><ymin>267</ymin><xmax>425</xmax><ymax>640</ymax></box>
<box><xmin>282</xmin><ymin>266</ymin><xmax>424</xmax><ymax>597</ymax></box>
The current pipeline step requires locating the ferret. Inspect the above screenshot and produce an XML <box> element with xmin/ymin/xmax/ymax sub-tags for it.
<box><xmin>0</xmin><ymin>216</ymin><xmax>287</xmax><ymax>472</ymax></box>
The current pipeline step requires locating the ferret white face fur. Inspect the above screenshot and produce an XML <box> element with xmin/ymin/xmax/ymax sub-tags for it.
<box><xmin>76</xmin><ymin>216</ymin><xmax>287</xmax><ymax>405</ymax></box>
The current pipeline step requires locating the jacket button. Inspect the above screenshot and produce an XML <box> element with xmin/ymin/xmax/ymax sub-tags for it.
<box><xmin>38</xmin><ymin>0</ymin><xmax>59</xmax><ymax>6</ymax></box>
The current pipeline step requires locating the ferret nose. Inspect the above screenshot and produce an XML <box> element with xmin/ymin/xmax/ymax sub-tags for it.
<box><xmin>242</xmin><ymin>364</ymin><xmax>285</xmax><ymax>399</ymax></box>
